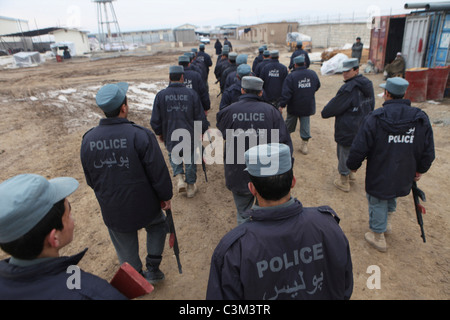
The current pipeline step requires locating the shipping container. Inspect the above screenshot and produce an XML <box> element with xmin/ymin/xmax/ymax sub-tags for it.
<box><xmin>425</xmin><ymin>11</ymin><xmax>450</xmax><ymax>67</ymax></box>
<box><xmin>402</xmin><ymin>15</ymin><xmax>431</xmax><ymax>68</ymax></box>
<box><xmin>369</xmin><ymin>15</ymin><xmax>406</xmax><ymax>72</ymax></box>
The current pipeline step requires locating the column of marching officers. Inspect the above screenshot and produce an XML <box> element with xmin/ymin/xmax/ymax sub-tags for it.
<box><xmin>0</xmin><ymin>40</ymin><xmax>434</xmax><ymax>300</ymax></box>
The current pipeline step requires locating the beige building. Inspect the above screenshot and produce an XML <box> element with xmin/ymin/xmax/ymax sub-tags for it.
<box><xmin>50</xmin><ymin>28</ymin><xmax>90</xmax><ymax>55</ymax></box>
<box><xmin>237</xmin><ymin>21</ymin><xmax>299</xmax><ymax>45</ymax></box>
<box><xmin>0</xmin><ymin>16</ymin><xmax>29</xmax><ymax>35</ymax></box>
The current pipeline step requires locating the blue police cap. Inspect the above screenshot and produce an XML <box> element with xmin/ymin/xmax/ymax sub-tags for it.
<box><xmin>236</xmin><ymin>54</ymin><xmax>248</xmax><ymax>65</ymax></box>
<box><xmin>237</xmin><ymin>64</ymin><xmax>252</xmax><ymax>78</ymax></box>
<box><xmin>341</xmin><ymin>58</ymin><xmax>359</xmax><ymax>72</ymax></box>
<box><xmin>270</xmin><ymin>50</ymin><xmax>279</xmax><ymax>58</ymax></box>
<box><xmin>0</xmin><ymin>174</ymin><xmax>79</xmax><ymax>243</ymax></box>
<box><xmin>169</xmin><ymin>65</ymin><xmax>184</xmax><ymax>74</ymax></box>
<box><xmin>294</xmin><ymin>55</ymin><xmax>305</xmax><ymax>64</ymax></box>
<box><xmin>245</xmin><ymin>143</ymin><xmax>292</xmax><ymax>177</ymax></box>
<box><xmin>241</xmin><ymin>76</ymin><xmax>263</xmax><ymax>91</ymax></box>
<box><xmin>178</xmin><ymin>55</ymin><xmax>190</xmax><ymax>63</ymax></box>
<box><xmin>96</xmin><ymin>82</ymin><xmax>129</xmax><ymax>113</ymax></box>
<box><xmin>380</xmin><ymin>77</ymin><xmax>409</xmax><ymax>96</ymax></box>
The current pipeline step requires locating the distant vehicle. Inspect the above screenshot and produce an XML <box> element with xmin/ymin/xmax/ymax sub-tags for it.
<box><xmin>286</xmin><ymin>32</ymin><xmax>312</xmax><ymax>53</ymax></box>
<box><xmin>200</xmin><ymin>36</ymin><xmax>210</xmax><ymax>44</ymax></box>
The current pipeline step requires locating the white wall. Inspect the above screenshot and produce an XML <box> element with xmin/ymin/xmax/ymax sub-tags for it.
<box><xmin>0</xmin><ymin>17</ymin><xmax>29</xmax><ymax>35</ymax></box>
<box><xmin>298</xmin><ymin>22</ymin><xmax>371</xmax><ymax>49</ymax></box>
<box><xmin>51</xmin><ymin>29</ymin><xmax>90</xmax><ymax>55</ymax></box>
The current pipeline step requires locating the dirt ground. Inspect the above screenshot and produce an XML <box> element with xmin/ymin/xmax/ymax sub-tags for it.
<box><xmin>0</xmin><ymin>40</ymin><xmax>448</xmax><ymax>300</ymax></box>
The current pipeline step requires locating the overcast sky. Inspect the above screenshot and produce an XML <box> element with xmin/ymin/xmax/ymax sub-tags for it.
<box><xmin>1</xmin><ymin>0</ymin><xmax>418</xmax><ymax>33</ymax></box>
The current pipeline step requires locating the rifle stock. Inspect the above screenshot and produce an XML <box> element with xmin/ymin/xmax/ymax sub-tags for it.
<box><xmin>162</xmin><ymin>205</ymin><xmax>182</xmax><ymax>273</ymax></box>
<box><xmin>412</xmin><ymin>181</ymin><xmax>426</xmax><ymax>243</ymax></box>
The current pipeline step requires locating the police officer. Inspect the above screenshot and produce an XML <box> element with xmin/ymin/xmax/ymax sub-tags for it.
<box><xmin>252</xmin><ymin>46</ymin><xmax>265</xmax><ymax>72</ymax></box>
<box><xmin>254</xmin><ymin>49</ymin><xmax>271</xmax><ymax>77</ymax></box>
<box><xmin>150</xmin><ymin>66</ymin><xmax>210</xmax><ymax>198</ymax></box>
<box><xmin>279</xmin><ymin>55</ymin><xmax>320</xmax><ymax>155</ymax></box>
<box><xmin>197</xmin><ymin>43</ymin><xmax>213</xmax><ymax>80</ymax></box>
<box><xmin>214</xmin><ymin>45</ymin><xmax>230</xmax><ymax>81</ymax></box>
<box><xmin>0</xmin><ymin>174</ymin><xmax>127</xmax><ymax>299</ymax></box>
<box><xmin>178</xmin><ymin>55</ymin><xmax>211</xmax><ymax>112</ymax></box>
<box><xmin>289</xmin><ymin>41</ymin><xmax>310</xmax><ymax>70</ymax></box>
<box><xmin>224</xmin><ymin>54</ymin><xmax>249</xmax><ymax>90</ymax></box>
<box><xmin>206</xmin><ymin>143</ymin><xmax>353</xmax><ymax>300</ymax></box>
<box><xmin>80</xmin><ymin>82</ymin><xmax>173</xmax><ymax>284</ymax></box>
<box><xmin>216</xmin><ymin>76</ymin><xmax>293</xmax><ymax>224</ymax></box>
<box><xmin>259</xmin><ymin>50</ymin><xmax>288</xmax><ymax>107</ymax></box>
<box><xmin>321</xmin><ymin>58</ymin><xmax>375</xmax><ymax>192</ymax></box>
<box><xmin>219</xmin><ymin>63</ymin><xmax>252</xmax><ymax>110</ymax></box>
<box><xmin>347</xmin><ymin>78</ymin><xmax>435</xmax><ymax>252</ymax></box>
<box><xmin>220</xmin><ymin>52</ymin><xmax>238</xmax><ymax>94</ymax></box>
<box><xmin>189</xmin><ymin>50</ymin><xmax>208</xmax><ymax>86</ymax></box>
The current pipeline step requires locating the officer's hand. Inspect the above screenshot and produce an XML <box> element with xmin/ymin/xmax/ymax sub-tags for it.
<box><xmin>414</xmin><ymin>172</ymin><xmax>422</xmax><ymax>181</ymax></box>
<box><xmin>161</xmin><ymin>200</ymin><xmax>171</xmax><ymax>210</ymax></box>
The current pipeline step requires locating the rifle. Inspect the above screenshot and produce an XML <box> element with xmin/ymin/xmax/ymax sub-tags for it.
<box><xmin>161</xmin><ymin>203</ymin><xmax>182</xmax><ymax>273</ymax></box>
<box><xmin>201</xmin><ymin>130</ymin><xmax>213</xmax><ymax>183</ymax></box>
<box><xmin>412</xmin><ymin>181</ymin><xmax>427</xmax><ymax>243</ymax></box>
<box><xmin>201</xmin><ymin>145</ymin><xmax>208</xmax><ymax>182</ymax></box>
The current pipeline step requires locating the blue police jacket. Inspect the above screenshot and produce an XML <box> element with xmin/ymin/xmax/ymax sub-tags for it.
<box><xmin>259</xmin><ymin>59</ymin><xmax>288</xmax><ymax>103</ymax></box>
<box><xmin>289</xmin><ymin>48</ymin><xmax>311</xmax><ymax>69</ymax></box>
<box><xmin>347</xmin><ymin>99</ymin><xmax>435</xmax><ymax>200</ymax></box>
<box><xmin>220</xmin><ymin>80</ymin><xmax>242</xmax><ymax>110</ymax></box>
<box><xmin>191</xmin><ymin>59</ymin><xmax>207</xmax><ymax>82</ymax></box>
<box><xmin>220</xmin><ymin>63</ymin><xmax>237</xmax><ymax>93</ymax></box>
<box><xmin>0</xmin><ymin>249</ymin><xmax>127</xmax><ymax>300</ymax></box>
<box><xmin>150</xmin><ymin>82</ymin><xmax>210</xmax><ymax>153</ymax></box>
<box><xmin>321</xmin><ymin>74</ymin><xmax>375</xmax><ymax>146</ymax></box>
<box><xmin>252</xmin><ymin>53</ymin><xmax>264</xmax><ymax>72</ymax></box>
<box><xmin>81</xmin><ymin>118</ymin><xmax>173</xmax><ymax>233</ymax></box>
<box><xmin>183</xmin><ymin>66</ymin><xmax>211</xmax><ymax>111</ymax></box>
<box><xmin>279</xmin><ymin>66</ymin><xmax>321</xmax><ymax>116</ymax></box>
<box><xmin>254</xmin><ymin>59</ymin><xmax>271</xmax><ymax>78</ymax></box>
<box><xmin>206</xmin><ymin>198</ymin><xmax>353</xmax><ymax>300</ymax></box>
<box><xmin>196</xmin><ymin>50</ymin><xmax>213</xmax><ymax>74</ymax></box>
<box><xmin>216</xmin><ymin>94</ymin><xmax>293</xmax><ymax>194</ymax></box>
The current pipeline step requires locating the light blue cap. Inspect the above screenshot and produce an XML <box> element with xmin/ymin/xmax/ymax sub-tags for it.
<box><xmin>258</xmin><ymin>46</ymin><xmax>264</xmax><ymax>52</ymax></box>
<box><xmin>0</xmin><ymin>174</ymin><xmax>79</xmax><ymax>243</ymax></box>
<box><xmin>270</xmin><ymin>50</ymin><xmax>279</xmax><ymax>58</ymax></box>
<box><xmin>263</xmin><ymin>50</ymin><xmax>270</xmax><ymax>57</ymax></box>
<box><xmin>245</xmin><ymin>143</ymin><xmax>292</xmax><ymax>177</ymax></box>
<box><xmin>199</xmin><ymin>43</ymin><xmax>205</xmax><ymax>49</ymax></box>
<box><xmin>228</xmin><ymin>52</ymin><xmax>238</xmax><ymax>61</ymax></box>
<box><xmin>296</xmin><ymin>41</ymin><xmax>303</xmax><ymax>46</ymax></box>
<box><xmin>241</xmin><ymin>76</ymin><xmax>263</xmax><ymax>91</ymax></box>
<box><xmin>294</xmin><ymin>55</ymin><xmax>305</xmax><ymax>64</ymax></box>
<box><xmin>178</xmin><ymin>55</ymin><xmax>190</xmax><ymax>63</ymax></box>
<box><xmin>380</xmin><ymin>77</ymin><xmax>409</xmax><ymax>96</ymax></box>
<box><xmin>236</xmin><ymin>54</ymin><xmax>248</xmax><ymax>65</ymax></box>
<box><xmin>341</xmin><ymin>58</ymin><xmax>359</xmax><ymax>71</ymax></box>
<box><xmin>96</xmin><ymin>82</ymin><xmax>129</xmax><ymax>113</ymax></box>
<box><xmin>237</xmin><ymin>64</ymin><xmax>252</xmax><ymax>78</ymax></box>
<box><xmin>169</xmin><ymin>65</ymin><xmax>184</xmax><ymax>74</ymax></box>
<box><xmin>191</xmin><ymin>48</ymin><xmax>198</xmax><ymax>53</ymax></box>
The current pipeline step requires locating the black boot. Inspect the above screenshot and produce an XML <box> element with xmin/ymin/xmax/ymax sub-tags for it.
<box><xmin>143</xmin><ymin>255</ymin><xmax>165</xmax><ymax>284</ymax></box>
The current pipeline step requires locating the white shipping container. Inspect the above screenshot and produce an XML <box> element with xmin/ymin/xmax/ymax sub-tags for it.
<box><xmin>402</xmin><ymin>15</ymin><xmax>431</xmax><ymax>69</ymax></box>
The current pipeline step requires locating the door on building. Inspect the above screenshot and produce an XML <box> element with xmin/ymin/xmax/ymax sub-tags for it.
<box><xmin>435</xmin><ymin>14</ymin><xmax>450</xmax><ymax>66</ymax></box>
<box><xmin>402</xmin><ymin>15</ymin><xmax>431</xmax><ymax>69</ymax></box>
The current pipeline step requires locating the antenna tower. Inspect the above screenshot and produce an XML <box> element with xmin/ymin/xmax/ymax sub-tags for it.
<box><xmin>93</xmin><ymin>0</ymin><xmax>125</xmax><ymax>51</ymax></box>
